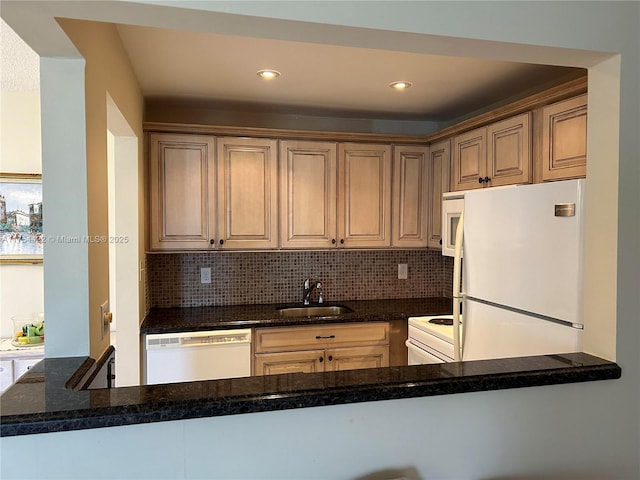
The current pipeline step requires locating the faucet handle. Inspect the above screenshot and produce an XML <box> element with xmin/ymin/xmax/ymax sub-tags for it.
<box><xmin>316</xmin><ymin>282</ymin><xmax>324</xmax><ymax>304</ymax></box>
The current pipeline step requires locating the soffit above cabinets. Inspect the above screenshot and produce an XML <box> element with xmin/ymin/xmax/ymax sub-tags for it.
<box><xmin>114</xmin><ymin>23</ymin><xmax>583</xmax><ymax>122</ymax></box>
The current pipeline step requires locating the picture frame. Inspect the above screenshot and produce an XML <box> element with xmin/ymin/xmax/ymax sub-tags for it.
<box><xmin>0</xmin><ymin>173</ymin><xmax>43</xmax><ymax>264</ymax></box>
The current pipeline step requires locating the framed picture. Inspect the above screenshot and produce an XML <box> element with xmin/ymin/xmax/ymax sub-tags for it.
<box><xmin>0</xmin><ymin>173</ymin><xmax>43</xmax><ymax>264</ymax></box>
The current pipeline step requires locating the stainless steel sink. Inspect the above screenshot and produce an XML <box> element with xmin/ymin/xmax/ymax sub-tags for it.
<box><xmin>277</xmin><ymin>305</ymin><xmax>353</xmax><ymax>317</ymax></box>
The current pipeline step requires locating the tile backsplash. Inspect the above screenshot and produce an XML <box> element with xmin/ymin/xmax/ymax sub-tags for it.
<box><xmin>148</xmin><ymin>249</ymin><xmax>454</xmax><ymax>308</ymax></box>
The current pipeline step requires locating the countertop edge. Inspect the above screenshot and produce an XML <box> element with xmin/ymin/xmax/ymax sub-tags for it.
<box><xmin>0</xmin><ymin>355</ymin><xmax>621</xmax><ymax>437</ymax></box>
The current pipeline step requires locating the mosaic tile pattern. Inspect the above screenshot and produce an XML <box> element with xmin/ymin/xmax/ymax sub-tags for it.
<box><xmin>148</xmin><ymin>249</ymin><xmax>454</xmax><ymax>308</ymax></box>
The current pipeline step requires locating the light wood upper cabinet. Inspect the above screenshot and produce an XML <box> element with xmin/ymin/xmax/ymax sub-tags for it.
<box><xmin>279</xmin><ymin>140</ymin><xmax>337</xmax><ymax>248</ymax></box>
<box><xmin>149</xmin><ymin>133</ymin><xmax>216</xmax><ymax>250</ymax></box>
<box><xmin>486</xmin><ymin>112</ymin><xmax>532</xmax><ymax>187</ymax></box>
<box><xmin>392</xmin><ymin>145</ymin><xmax>430</xmax><ymax>248</ymax></box>
<box><xmin>150</xmin><ymin>134</ymin><xmax>278</xmax><ymax>251</ymax></box>
<box><xmin>452</xmin><ymin>113</ymin><xmax>531</xmax><ymax>191</ymax></box>
<box><xmin>216</xmin><ymin>137</ymin><xmax>278</xmax><ymax>249</ymax></box>
<box><xmin>338</xmin><ymin>143</ymin><xmax>392</xmax><ymax>248</ymax></box>
<box><xmin>427</xmin><ymin>140</ymin><xmax>450</xmax><ymax>249</ymax></box>
<box><xmin>541</xmin><ymin>94</ymin><xmax>587</xmax><ymax>181</ymax></box>
<box><xmin>451</xmin><ymin>127</ymin><xmax>486</xmax><ymax>191</ymax></box>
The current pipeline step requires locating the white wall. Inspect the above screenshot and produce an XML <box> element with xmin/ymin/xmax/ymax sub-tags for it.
<box><xmin>0</xmin><ymin>90</ymin><xmax>44</xmax><ymax>339</ymax></box>
<box><xmin>0</xmin><ymin>1</ymin><xmax>638</xmax><ymax>479</ymax></box>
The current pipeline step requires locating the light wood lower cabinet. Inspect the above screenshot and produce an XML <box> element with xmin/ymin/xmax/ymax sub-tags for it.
<box><xmin>253</xmin><ymin>322</ymin><xmax>390</xmax><ymax>375</ymax></box>
<box><xmin>254</xmin><ymin>350</ymin><xmax>325</xmax><ymax>375</ymax></box>
<box><xmin>324</xmin><ymin>346</ymin><xmax>389</xmax><ymax>372</ymax></box>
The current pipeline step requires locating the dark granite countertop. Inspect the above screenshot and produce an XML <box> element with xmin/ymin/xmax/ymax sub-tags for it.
<box><xmin>0</xmin><ymin>352</ymin><xmax>621</xmax><ymax>437</ymax></box>
<box><xmin>141</xmin><ymin>297</ymin><xmax>454</xmax><ymax>333</ymax></box>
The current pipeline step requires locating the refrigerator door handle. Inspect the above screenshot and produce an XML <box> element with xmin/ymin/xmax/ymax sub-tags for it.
<box><xmin>452</xmin><ymin>211</ymin><xmax>465</xmax><ymax>361</ymax></box>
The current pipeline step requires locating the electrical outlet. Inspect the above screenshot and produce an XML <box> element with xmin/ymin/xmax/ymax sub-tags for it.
<box><xmin>398</xmin><ymin>264</ymin><xmax>408</xmax><ymax>280</ymax></box>
<box><xmin>200</xmin><ymin>267</ymin><xmax>212</xmax><ymax>284</ymax></box>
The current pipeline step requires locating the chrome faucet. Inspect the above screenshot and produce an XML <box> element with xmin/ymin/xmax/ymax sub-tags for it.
<box><xmin>303</xmin><ymin>279</ymin><xmax>323</xmax><ymax>305</ymax></box>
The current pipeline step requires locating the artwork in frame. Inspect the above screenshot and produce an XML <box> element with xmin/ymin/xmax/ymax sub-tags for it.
<box><xmin>0</xmin><ymin>173</ymin><xmax>43</xmax><ymax>264</ymax></box>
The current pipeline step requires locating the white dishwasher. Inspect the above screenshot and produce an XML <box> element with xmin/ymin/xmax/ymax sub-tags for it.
<box><xmin>144</xmin><ymin>329</ymin><xmax>252</xmax><ymax>385</ymax></box>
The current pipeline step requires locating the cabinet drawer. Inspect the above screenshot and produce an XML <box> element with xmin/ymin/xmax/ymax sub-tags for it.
<box><xmin>254</xmin><ymin>322</ymin><xmax>389</xmax><ymax>353</ymax></box>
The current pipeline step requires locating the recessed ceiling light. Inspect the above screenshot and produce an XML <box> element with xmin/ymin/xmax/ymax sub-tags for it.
<box><xmin>257</xmin><ymin>69</ymin><xmax>281</xmax><ymax>80</ymax></box>
<box><xmin>389</xmin><ymin>81</ymin><xmax>412</xmax><ymax>90</ymax></box>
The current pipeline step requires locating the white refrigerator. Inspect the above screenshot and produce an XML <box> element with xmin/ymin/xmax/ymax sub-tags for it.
<box><xmin>453</xmin><ymin>179</ymin><xmax>585</xmax><ymax>361</ymax></box>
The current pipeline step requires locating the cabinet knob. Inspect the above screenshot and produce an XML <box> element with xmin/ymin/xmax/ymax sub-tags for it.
<box><xmin>331</xmin><ymin>239</ymin><xmax>336</xmax><ymax>244</ymax></box>
<box><xmin>478</xmin><ymin>177</ymin><xmax>484</xmax><ymax>184</ymax></box>
<box><xmin>484</xmin><ymin>176</ymin><xmax>491</xmax><ymax>183</ymax></box>
<box><xmin>340</xmin><ymin>239</ymin><xmax>345</xmax><ymax>245</ymax></box>
<box><xmin>439</xmin><ymin>239</ymin><xmax>442</xmax><ymax>245</ymax></box>
<box><xmin>209</xmin><ymin>239</ymin><xmax>215</xmax><ymax>245</ymax></box>
<box><xmin>328</xmin><ymin>355</ymin><xmax>333</xmax><ymax>362</ymax></box>
<box><xmin>219</xmin><ymin>239</ymin><xmax>224</xmax><ymax>245</ymax></box>
<box><xmin>319</xmin><ymin>356</ymin><xmax>324</xmax><ymax>363</ymax></box>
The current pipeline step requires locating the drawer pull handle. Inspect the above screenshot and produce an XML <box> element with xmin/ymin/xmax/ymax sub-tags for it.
<box><xmin>315</xmin><ymin>335</ymin><xmax>335</xmax><ymax>340</ymax></box>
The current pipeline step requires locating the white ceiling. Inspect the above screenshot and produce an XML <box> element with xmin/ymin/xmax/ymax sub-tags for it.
<box><xmin>116</xmin><ymin>23</ymin><xmax>581</xmax><ymax>121</ymax></box>
<box><xmin>1</xmin><ymin>16</ymin><xmax>582</xmax><ymax>122</ymax></box>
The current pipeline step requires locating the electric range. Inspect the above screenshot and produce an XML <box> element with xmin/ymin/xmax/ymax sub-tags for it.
<box><xmin>406</xmin><ymin>314</ymin><xmax>460</xmax><ymax>364</ymax></box>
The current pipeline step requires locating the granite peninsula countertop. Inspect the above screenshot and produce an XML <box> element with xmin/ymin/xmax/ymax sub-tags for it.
<box><xmin>0</xmin><ymin>298</ymin><xmax>622</xmax><ymax>437</ymax></box>
<box><xmin>141</xmin><ymin>297</ymin><xmax>454</xmax><ymax>334</ymax></box>
<box><xmin>0</xmin><ymin>352</ymin><xmax>621</xmax><ymax>437</ymax></box>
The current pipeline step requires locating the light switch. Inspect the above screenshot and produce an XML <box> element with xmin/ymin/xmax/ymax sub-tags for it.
<box><xmin>398</xmin><ymin>264</ymin><xmax>408</xmax><ymax>280</ymax></box>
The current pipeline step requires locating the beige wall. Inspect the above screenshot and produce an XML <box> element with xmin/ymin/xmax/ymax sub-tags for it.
<box><xmin>0</xmin><ymin>91</ymin><xmax>44</xmax><ymax>338</ymax></box>
<box><xmin>56</xmin><ymin>19</ymin><xmax>145</xmax><ymax>358</ymax></box>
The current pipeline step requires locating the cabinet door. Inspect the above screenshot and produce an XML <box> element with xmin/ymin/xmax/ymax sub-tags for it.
<box><xmin>427</xmin><ymin>140</ymin><xmax>450</xmax><ymax>249</ymax></box>
<box><xmin>338</xmin><ymin>143</ymin><xmax>392</xmax><ymax>248</ymax></box>
<box><xmin>279</xmin><ymin>141</ymin><xmax>337</xmax><ymax>248</ymax></box>
<box><xmin>149</xmin><ymin>133</ymin><xmax>216</xmax><ymax>250</ymax></box>
<box><xmin>217</xmin><ymin>138</ymin><xmax>278</xmax><ymax>249</ymax></box>
<box><xmin>254</xmin><ymin>350</ymin><xmax>325</xmax><ymax>376</ymax></box>
<box><xmin>541</xmin><ymin>94</ymin><xmax>587</xmax><ymax>181</ymax></box>
<box><xmin>392</xmin><ymin>146</ymin><xmax>429</xmax><ymax>248</ymax></box>
<box><xmin>325</xmin><ymin>346</ymin><xmax>389</xmax><ymax>372</ymax></box>
<box><xmin>487</xmin><ymin>113</ymin><xmax>532</xmax><ymax>187</ymax></box>
<box><xmin>452</xmin><ymin>127</ymin><xmax>486</xmax><ymax>191</ymax></box>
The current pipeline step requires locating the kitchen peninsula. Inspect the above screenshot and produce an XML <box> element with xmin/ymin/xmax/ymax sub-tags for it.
<box><xmin>0</xmin><ymin>295</ymin><xmax>621</xmax><ymax>437</ymax></box>
<box><xmin>0</xmin><ymin>348</ymin><xmax>620</xmax><ymax>437</ymax></box>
